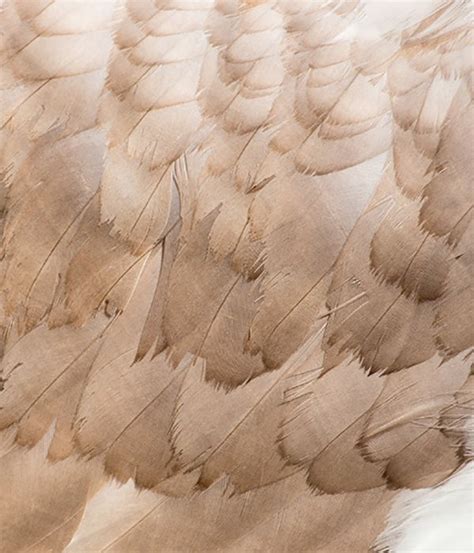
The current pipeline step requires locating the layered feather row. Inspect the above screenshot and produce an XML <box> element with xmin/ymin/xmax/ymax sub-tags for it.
<box><xmin>0</xmin><ymin>1</ymin><xmax>472</xmax><ymax>551</ymax></box>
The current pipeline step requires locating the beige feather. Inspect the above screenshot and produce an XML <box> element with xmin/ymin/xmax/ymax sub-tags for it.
<box><xmin>0</xmin><ymin>1</ymin><xmax>472</xmax><ymax>551</ymax></box>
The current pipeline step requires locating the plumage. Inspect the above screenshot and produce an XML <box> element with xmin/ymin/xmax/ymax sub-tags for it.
<box><xmin>0</xmin><ymin>428</ymin><xmax>103</xmax><ymax>553</ymax></box>
<box><xmin>0</xmin><ymin>0</ymin><xmax>472</xmax><ymax>551</ymax></box>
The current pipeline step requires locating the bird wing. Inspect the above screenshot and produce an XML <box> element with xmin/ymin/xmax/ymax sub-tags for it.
<box><xmin>0</xmin><ymin>1</ymin><xmax>472</xmax><ymax>551</ymax></box>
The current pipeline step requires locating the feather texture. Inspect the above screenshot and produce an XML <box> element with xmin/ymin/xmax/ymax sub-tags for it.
<box><xmin>0</xmin><ymin>1</ymin><xmax>472</xmax><ymax>551</ymax></box>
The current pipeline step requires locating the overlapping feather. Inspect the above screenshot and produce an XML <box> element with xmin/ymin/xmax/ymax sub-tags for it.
<box><xmin>0</xmin><ymin>1</ymin><xmax>472</xmax><ymax>552</ymax></box>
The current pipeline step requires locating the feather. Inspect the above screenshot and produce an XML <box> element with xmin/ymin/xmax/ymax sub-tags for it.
<box><xmin>74</xmin><ymin>249</ymin><xmax>190</xmax><ymax>489</ymax></box>
<box><xmin>98</xmin><ymin>0</ymin><xmax>213</xmax><ymax>253</ymax></box>
<box><xmin>281</xmin><ymin>355</ymin><xmax>386</xmax><ymax>494</ymax></box>
<box><xmin>376</xmin><ymin>463</ymin><xmax>474</xmax><ymax>553</ymax></box>
<box><xmin>64</xmin><ymin>472</ymin><xmax>393</xmax><ymax>553</ymax></box>
<box><xmin>169</xmin><ymin>331</ymin><xmax>326</xmax><ymax>492</ymax></box>
<box><xmin>0</xmin><ymin>427</ymin><xmax>102</xmax><ymax>553</ymax></box>
<box><xmin>1</xmin><ymin>130</ymin><xmax>105</xmax><ymax>333</ymax></box>
<box><xmin>361</xmin><ymin>354</ymin><xmax>469</xmax><ymax>463</ymax></box>
<box><xmin>0</xmin><ymin>315</ymin><xmax>107</xmax><ymax>459</ymax></box>
<box><xmin>0</xmin><ymin>0</ymin><xmax>115</xmax><ymax>334</ymax></box>
<box><xmin>162</xmin><ymin>210</ymin><xmax>267</xmax><ymax>387</ymax></box>
<box><xmin>0</xmin><ymin>1</ymin><xmax>473</xmax><ymax>551</ymax></box>
<box><xmin>322</xmin><ymin>185</ymin><xmax>438</xmax><ymax>374</ymax></box>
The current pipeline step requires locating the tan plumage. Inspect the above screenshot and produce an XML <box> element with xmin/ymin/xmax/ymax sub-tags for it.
<box><xmin>0</xmin><ymin>0</ymin><xmax>472</xmax><ymax>551</ymax></box>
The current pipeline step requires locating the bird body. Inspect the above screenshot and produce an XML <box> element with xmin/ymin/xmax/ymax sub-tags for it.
<box><xmin>0</xmin><ymin>1</ymin><xmax>472</xmax><ymax>551</ymax></box>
